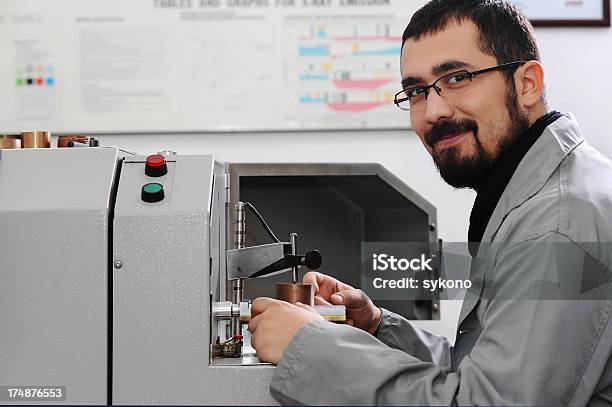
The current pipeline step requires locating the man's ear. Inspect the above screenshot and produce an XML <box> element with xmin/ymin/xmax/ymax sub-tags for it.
<box><xmin>515</xmin><ymin>61</ymin><xmax>545</xmax><ymax>108</ymax></box>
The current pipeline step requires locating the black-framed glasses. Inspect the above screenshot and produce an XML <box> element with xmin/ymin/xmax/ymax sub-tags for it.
<box><xmin>394</xmin><ymin>61</ymin><xmax>527</xmax><ymax>111</ymax></box>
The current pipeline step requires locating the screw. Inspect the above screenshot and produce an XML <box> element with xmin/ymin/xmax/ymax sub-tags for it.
<box><xmin>432</xmin><ymin>303</ymin><xmax>439</xmax><ymax>312</ymax></box>
<box><xmin>114</xmin><ymin>260</ymin><xmax>123</xmax><ymax>269</ymax></box>
<box><xmin>429</xmin><ymin>223</ymin><xmax>436</xmax><ymax>232</ymax></box>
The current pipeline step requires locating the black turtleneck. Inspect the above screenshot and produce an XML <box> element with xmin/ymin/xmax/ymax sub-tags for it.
<box><xmin>467</xmin><ymin>110</ymin><xmax>564</xmax><ymax>257</ymax></box>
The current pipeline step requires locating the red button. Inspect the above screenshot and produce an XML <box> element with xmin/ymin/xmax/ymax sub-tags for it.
<box><xmin>146</xmin><ymin>154</ymin><xmax>166</xmax><ymax>168</ymax></box>
<box><xmin>145</xmin><ymin>154</ymin><xmax>168</xmax><ymax>177</ymax></box>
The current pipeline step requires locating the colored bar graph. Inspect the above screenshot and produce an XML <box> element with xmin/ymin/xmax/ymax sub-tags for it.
<box><xmin>299</xmin><ymin>45</ymin><xmax>329</xmax><ymax>57</ymax></box>
<box><xmin>353</xmin><ymin>47</ymin><xmax>401</xmax><ymax>56</ymax></box>
<box><xmin>327</xmin><ymin>101</ymin><xmax>388</xmax><ymax>112</ymax></box>
<box><xmin>300</xmin><ymin>95</ymin><xmax>326</xmax><ymax>104</ymax></box>
<box><xmin>300</xmin><ymin>74</ymin><xmax>329</xmax><ymax>81</ymax></box>
<box><xmin>332</xmin><ymin>36</ymin><xmax>402</xmax><ymax>42</ymax></box>
<box><xmin>332</xmin><ymin>79</ymin><xmax>393</xmax><ymax>90</ymax></box>
<box><xmin>288</xmin><ymin>20</ymin><xmax>404</xmax><ymax>120</ymax></box>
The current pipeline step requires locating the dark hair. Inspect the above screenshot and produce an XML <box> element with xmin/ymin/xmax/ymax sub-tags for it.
<box><xmin>402</xmin><ymin>0</ymin><xmax>541</xmax><ymax>83</ymax></box>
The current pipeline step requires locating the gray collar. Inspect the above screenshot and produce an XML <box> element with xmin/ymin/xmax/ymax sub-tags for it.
<box><xmin>482</xmin><ymin>113</ymin><xmax>584</xmax><ymax>244</ymax></box>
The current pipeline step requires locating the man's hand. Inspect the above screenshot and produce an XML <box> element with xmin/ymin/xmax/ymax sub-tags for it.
<box><xmin>248</xmin><ymin>297</ymin><xmax>323</xmax><ymax>364</ymax></box>
<box><xmin>304</xmin><ymin>272</ymin><xmax>382</xmax><ymax>334</ymax></box>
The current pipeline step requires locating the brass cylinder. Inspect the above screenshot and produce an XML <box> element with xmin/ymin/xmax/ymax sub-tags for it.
<box><xmin>276</xmin><ymin>283</ymin><xmax>314</xmax><ymax>307</ymax></box>
<box><xmin>21</xmin><ymin>131</ymin><xmax>51</xmax><ymax>148</ymax></box>
<box><xmin>58</xmin><ymin>135</ymin><xmax>89</xmax><ymax>148</ymax></box>
<box><xmin>0</xmin><ymin>135</ymin><xmax>21</xmax><ymax>149</ymax></box>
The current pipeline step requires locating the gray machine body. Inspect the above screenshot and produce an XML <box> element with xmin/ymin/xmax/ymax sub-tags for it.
<box><xmin>0</xmin><ymin>148</ymin><xmax>437</xmax><ymax>405</ymax></box>
<box><xmin>0</xmin><ymin>148</ymin><xmax>119</xmax><ymax>404</ymax></box>
<box><xmin>112</xmin><ymin>154</ymin><xmax>275</xmax><ymax>405</ymax></box>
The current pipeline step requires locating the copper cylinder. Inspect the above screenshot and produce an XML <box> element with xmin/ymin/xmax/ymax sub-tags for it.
<box><xmin>0</xmin><ymin>135</ymin><xmax>21</xmax><ymax>149</ymax></box>
<box><xmin>21</xmin><ymin>131</ymin><xmax>51</xmax><ymax>148</ymax></box>
<box><xmin>276</xmin><ymin>283</ymin><xmax>314</xmax><ymax>307</ymax></box>
<box><xmin>58</xmin><ymin>135</ymin><xmax>89</xmax><ymax>148</ymax></box>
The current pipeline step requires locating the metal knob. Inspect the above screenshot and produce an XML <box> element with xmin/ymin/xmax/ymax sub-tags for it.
<box><xmin>301</xmin><ymin>250</ymin><xmax>322</xmax><ymax>270</ymax></box>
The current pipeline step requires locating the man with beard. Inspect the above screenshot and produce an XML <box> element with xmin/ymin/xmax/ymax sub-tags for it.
<box><xmin>248</xmin><ymin>0</ymin><xmax>612</xmax><ymax>405</ymax></box>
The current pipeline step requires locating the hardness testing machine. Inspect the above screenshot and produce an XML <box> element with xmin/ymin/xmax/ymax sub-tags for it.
<box><xmin>0</xmin><ymin>147</ymin><xmax>439</xmax><ymax>405</ymax></box>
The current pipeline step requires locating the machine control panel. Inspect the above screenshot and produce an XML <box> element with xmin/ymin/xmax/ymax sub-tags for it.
<box><xmin>114</xmin><ymin>156</ymin><xmax>176</xmax><ymax>211</ymax></box>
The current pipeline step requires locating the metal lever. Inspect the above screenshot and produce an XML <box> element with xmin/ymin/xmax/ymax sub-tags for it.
<box><xmin>290</xmin><ymin>233</ymin><xmax>298</xmax><ymax>284</ymax></box>
<box><xmin>247</xmin><ymin>250</ymin><xmax>322</xmax><ymax>279</ymax></box>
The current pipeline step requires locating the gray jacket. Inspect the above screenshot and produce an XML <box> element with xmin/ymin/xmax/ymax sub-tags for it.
<box><xmin>269</xmin><ymin>114</ymin><xmax>612</xmax><ymax>405</ymax></box>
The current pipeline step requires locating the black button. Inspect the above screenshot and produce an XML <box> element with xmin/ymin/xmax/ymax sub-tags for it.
<box><xmin>141</xmin><ymin>183</ymin><xmax>165</xmax><ymax>203</ymax></box>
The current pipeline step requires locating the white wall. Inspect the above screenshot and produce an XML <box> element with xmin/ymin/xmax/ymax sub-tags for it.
<box><xmin>91</xmin><ymin>25</ymin><xmax>612</xmax><ymax>343</ymax></box>
<box><xmin>537</xmin><ymin>26</ymin><xmax>612</xmax><ymax>159</ymax></box>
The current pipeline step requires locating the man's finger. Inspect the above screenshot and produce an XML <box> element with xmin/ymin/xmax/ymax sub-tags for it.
<box><xmin>295</xmin><ymin>302</ymin><xmax>315</xmax><ymax>313</ymax></box>
<box><xmin>314</xmin><ymin>295</ymin><xmax>332</xmax><ymax>306</ymax></box>
<box><xmin>251</xmin><ymin>330</ymin><xmax>259</xmax><ymax>351</ymax></box>
<box><xmin>303</xmin><ymin>271</ymin><xmax>322</xmax><ymax>292</ymax></box>
<box><xmin>248</xmin><ymin>314</ymin><xmax>262</xmax><ymax>333</ymax></box>
<box><xmin>330</xmin><ymin>293</ymin><xmax>344</xmax><ymax>304</ymax></box>
<box><xmin>331</xmin><ymin>289</ymin><xmax>367</xmax><ymax>308</ymax></box>
<box><xmin>251</xmin><ymin>297</ymin><xmax>277</xmax><ymax>317</ymax></box>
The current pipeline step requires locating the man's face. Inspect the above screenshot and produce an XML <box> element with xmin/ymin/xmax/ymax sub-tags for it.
<box><xmin>401</xmin><ymin>20</ymin><xmax>529</xmax><ymax>189</ymax></box>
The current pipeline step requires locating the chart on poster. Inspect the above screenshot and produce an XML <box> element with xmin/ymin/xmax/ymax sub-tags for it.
<box><xmin>0</xmin><ymin>0</ymin><xmax>426</xmax><ymax>133</ymax></box>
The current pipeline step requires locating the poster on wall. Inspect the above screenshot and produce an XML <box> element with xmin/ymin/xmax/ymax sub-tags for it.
<box><xmin>512</xmin><ymin>0</ymin><xmax>610</xmax><ymax>26</ymax></box>
<box><xmin>0</xmin><ymin>0</ymin><xmax>426</xmax><ymax>134</ymax></box>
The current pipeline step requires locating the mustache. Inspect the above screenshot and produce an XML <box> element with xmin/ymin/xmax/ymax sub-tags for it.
<box><xmin>425</xmin><ymin>119</ymin><xmax>478</xmax><ymax>148</ymax></box>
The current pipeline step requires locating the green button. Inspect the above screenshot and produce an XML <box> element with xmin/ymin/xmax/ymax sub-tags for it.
<box><xmin>143</xmin><ymin>183</ymin><xmax>163</xmax><ymax>194</ymax></box>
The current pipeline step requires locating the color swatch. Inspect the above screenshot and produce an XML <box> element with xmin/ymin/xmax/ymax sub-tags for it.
<box><xmin>15</xmin><ymin>65</ymin><xmax>55</xmax><ymax>87</ymax></box>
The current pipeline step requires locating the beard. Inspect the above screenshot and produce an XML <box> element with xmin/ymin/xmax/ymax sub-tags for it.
<box><xmin>425</xmin><ymin>87</ymin><xmax>530</xmax><ymax>190</ymax></box>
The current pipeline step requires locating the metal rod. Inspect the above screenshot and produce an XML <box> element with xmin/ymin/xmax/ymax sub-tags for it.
<box><xmin>234</xmin><ymin>202</ymin><xmax>245</xmax><ymax>249</ymax></box>
<box><xmin>290</xmin><ymin>233</ymin><xmax>298</xmax><ymax>284</ymax></box>
<box><xmin>232</xmin><ymin>202</ymin><xmax>246</xmax><ymax>338</ymax></box>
